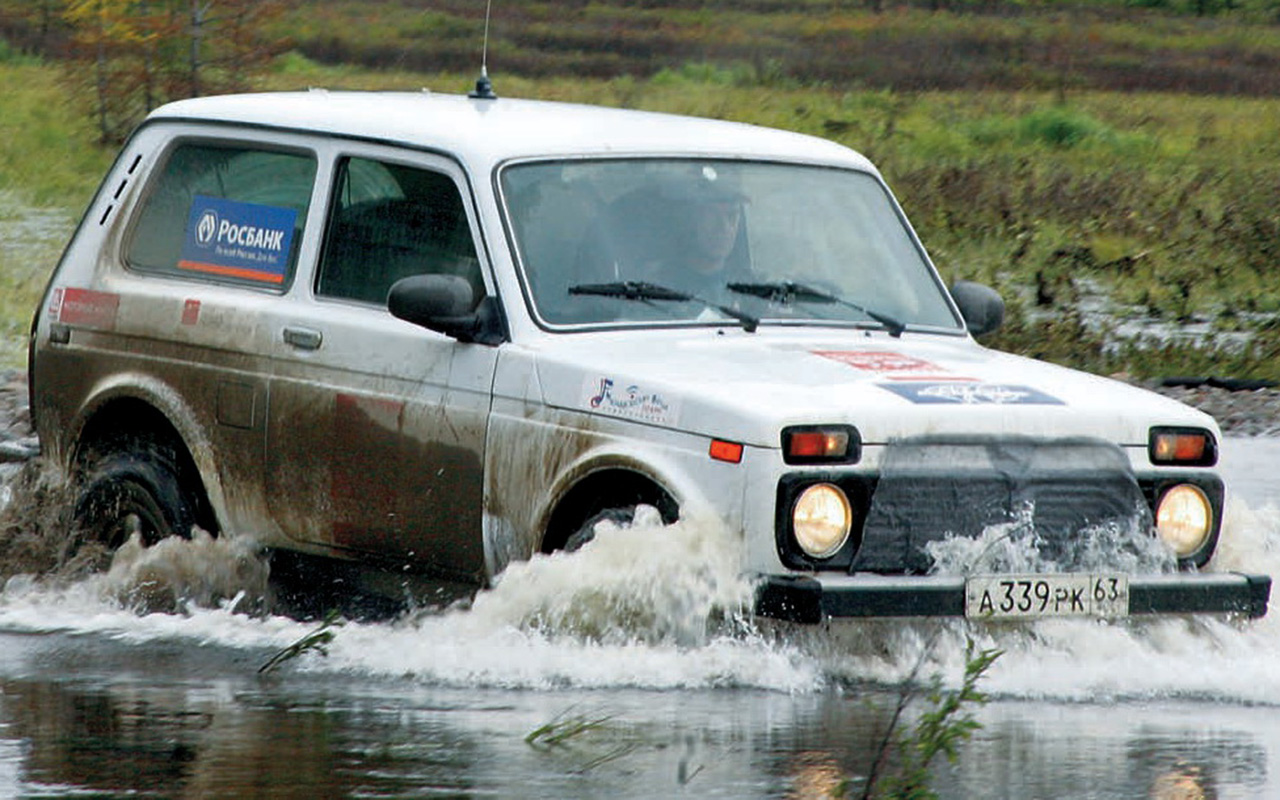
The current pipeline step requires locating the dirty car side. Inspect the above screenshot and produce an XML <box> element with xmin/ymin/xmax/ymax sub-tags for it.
<box><xmin>28</xmin><ymin>90</ymin><xmax>1270</xmax><ymax>622</ymax></box>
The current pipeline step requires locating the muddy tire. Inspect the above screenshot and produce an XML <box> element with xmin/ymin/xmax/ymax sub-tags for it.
<box><xmin>542</xmin><ymin>473</ymin><xmax>679</xmax><ymax>554</ymax></box>
<box><xmin>70</xmin><ymin>442</ymin><xmax>203</xmax><ymax>557</ymax></box>
<box><xmin>563</xmin><ymin>506</ymin><xmax>638</xmax><ymax>552</ymax></box>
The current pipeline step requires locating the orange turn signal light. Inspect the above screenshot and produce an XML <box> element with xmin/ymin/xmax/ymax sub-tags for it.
<box><xmin>782</xmin><ymin>425</ymin><xmax>859</xmax><ymax>465</ymax></box>
<box><xmin>1149</xmin><ymin>428</ymin><xmax>1216</xmax><ymax>467</ymax></box>
<box><xmin>710</xmin><ymin>439</ymin><xmax>744</xmax><ymax>463</ymax></box>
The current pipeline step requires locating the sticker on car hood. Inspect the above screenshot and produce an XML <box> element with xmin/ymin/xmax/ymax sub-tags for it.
<box><xmin>813</xmin><ymin>350</ymin><xmax>965</xmax><ymax>381</ymax></box>
<box><xmin>582</xmin><ymin>376</ymin><xmax>681</xmax><ymax>425</ymax></box>
<box><xmin>880</xmin><ymin>382</ymin><xmax>1065</xmax><ymax>405</ymax></box>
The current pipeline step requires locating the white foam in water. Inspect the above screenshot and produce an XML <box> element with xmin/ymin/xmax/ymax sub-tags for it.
<box><xmin>0</xmin><ymin>507</ymin><xmax>822</xmax><ymax>692</ymax></box>
<box><xmin>103</xmin><ymin>529</ymin><xmax>272</xmax><ymax>613</ymax></box>
<box><xmin>2</xmin><ymin>443</ymin><xmax>1280</xmax><ymax>698</ymax></box>
<box><xmin>465</xmin><ymin>505</ymin><xmax>751</xmax><ymax>645</ymax></box>
<box><xmin>933</xmin><ymin>493</ymin><xmax>1280</xmax><ymax>704</ymax></box>
<box><xmin>0</xmin><ymin>529</ymin><xmax>294</xmax><ymax>651</ymax></box>
<box><xmin>305</xmin><ymin>507</ymin><xmax>821</xmax><ymax>691</ymax></box>
<box><xmin>925</xmin><ymin>503</ymin><xmax>1177</xmax><ymax>575</ymax></box>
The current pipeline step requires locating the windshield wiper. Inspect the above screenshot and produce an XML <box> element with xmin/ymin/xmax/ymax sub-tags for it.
<box><xmin>569</xmin><ymin>281</ymin><xmax>759</xmax><ymax>333</ymax></box>
<box><xmin>726</xmin><ymin>280</ymin><xmax>906</xmax><ymax>337</ymax></box>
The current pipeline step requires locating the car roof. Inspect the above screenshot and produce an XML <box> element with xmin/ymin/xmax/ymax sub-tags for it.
<box><xmin>147</xmin><ymin>89</ymin><xmax>876</xmax><ymax>173</ymax></box>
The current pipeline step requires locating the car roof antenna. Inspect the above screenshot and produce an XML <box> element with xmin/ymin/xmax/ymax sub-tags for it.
<box><xmin>468</xmin><ymin>0</ymin><xmax>498</xmax><ymax>100</ymax></box>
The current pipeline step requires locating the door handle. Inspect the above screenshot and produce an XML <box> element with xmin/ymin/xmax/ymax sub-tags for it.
<box><xmin>283</xmin><ymin>326</ymin><xmax>323</xmax><ymax>351</ymax></box>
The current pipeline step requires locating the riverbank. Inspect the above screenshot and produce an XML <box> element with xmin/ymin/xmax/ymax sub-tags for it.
<box><xmin>0</xmin><ymin>369</ymin><xmax>35</xmax><ymax>465</ymax></box>
<box><xmin>1144</xmin><ymin>379</ymin><xmax>1280</xmax><ymax>438</ymax></box>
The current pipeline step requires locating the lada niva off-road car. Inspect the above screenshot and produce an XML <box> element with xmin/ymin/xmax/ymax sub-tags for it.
<box><xmin>28</xmin><ymin>88</ymin><xmax>1270</xmax><ymax>622</ymax></box>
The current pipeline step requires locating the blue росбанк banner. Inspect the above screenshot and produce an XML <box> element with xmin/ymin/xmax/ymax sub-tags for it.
<box><xmin>179</xmin><ymin>195</ymin><xmax>298</xmax><ymax>284</ymax></box>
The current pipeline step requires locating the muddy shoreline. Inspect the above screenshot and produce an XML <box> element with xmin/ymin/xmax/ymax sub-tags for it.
<box><xmin>0</xmin><ymin>369</ymin><xmax>37</xmax><ymax>481</ymax></box>
<box><xmin>1143</xmin><ymin>379</ymin><xmax>1280</xmax><ymax>438</ymax></box>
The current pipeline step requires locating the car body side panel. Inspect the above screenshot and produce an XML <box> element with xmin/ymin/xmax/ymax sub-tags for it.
<box><xmin>261</xmin><ymin>143</ymin><xmax>498</xmax><ymax>582</ymax></box>
<box><xmin>29</xmin><ymin>125</ymin><xmax>164</xmax><ymax>460</ymax></box>
<box><xmin>265</xmin><ymin>305</ymin><xmax>495</xmax><ymax>580</ymax></box>
<box><xmin>33</xmin><ymin>300</ymin><xmax>275</xmax><ymax>542</ymax></box>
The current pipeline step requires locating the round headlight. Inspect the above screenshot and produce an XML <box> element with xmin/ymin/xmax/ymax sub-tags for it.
<box><xmin>792</xmin><ymin>483</ymin><xmax>852</xmax><ymax>559</ymax></box>
<box><xmin>1155</xmin><ymin>484</ymin><xmax>1213</xmax><ymax>557</ymax></box>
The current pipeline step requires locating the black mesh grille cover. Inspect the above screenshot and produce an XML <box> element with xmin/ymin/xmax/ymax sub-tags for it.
<box><xmin>851</xmin><ymin>437</ymin><xmax>1149</xmax><ymax>573</ymax></box>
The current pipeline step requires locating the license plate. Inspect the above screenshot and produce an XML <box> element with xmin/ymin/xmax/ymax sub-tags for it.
<box><xmin>965</xmin><ymin>574</ymin><xmax>1129</xmax><ymax>619</ymax></box>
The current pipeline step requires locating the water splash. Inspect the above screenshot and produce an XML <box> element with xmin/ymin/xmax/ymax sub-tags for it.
<box><xmin>464</xmin><ymin>505</ymin><xmax>754</xmax><ymax>646</ymax></box>
<box><xmin>865</xmin><ymin>495</ymin><xmax>1280</xmax><ymax>704</ymax></box>
<box><xmin>299</xmin><ymin>508</ymin><xmax>821</xmax><ymax>692</ymax></box>
<box><xmin>100</xmin><ymin>530</ymin><xmax>270</xmax><ymax>614</ymax></box>
<box><xmin>0</xmin><ymin>451</ymin><xmax>1278</xmax><ymax>698</ymax></box>
<box><xmin>925</xmin><ymin>502</ymin><xmax>1177</xmax><ymax>575</ymax></box>
<box><xmin>0</xmin><ymin>499</ymin><xmax>820</xmax><ymax>692</ymax></box>
<box><xmin>1</xmin><ymin>527</ymin><xmax>269</xmax><ymax>618</ymax></box>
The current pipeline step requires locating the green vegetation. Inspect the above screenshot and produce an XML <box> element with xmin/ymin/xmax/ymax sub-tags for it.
<box><xmin>0</xmin><ymin>64</ymin><xmax>111</xmax><ymax>207</ymax></box>
<box><xmin>853</xmin><ymin>638</ymin><xmax>1002</xmax><ymax>799</ymax></box>
<box><xmin>524</xmin><ymin>707</ymin><xmax>654</xmax><ymax>776</ymax></box>
<box><xmin>3</xmin><ymin>1</ymin><xmax>1280</xmax><ymax>379</ymax></box>
<box><xmin>255</xmin><ymin>0</ymin><xmax>1280</xmax><ymax>97</ymax></box>
<box><xmin>0</xmin><ymin>63</ymin><xmax>112</xmax><ymax>366</ymax></box>
<box><xmin>258</xmin><ymin>610</ymin><xmax>345</xmax><ymax>673</ymax></box>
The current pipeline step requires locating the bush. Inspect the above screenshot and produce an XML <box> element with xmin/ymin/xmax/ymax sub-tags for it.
<box><xmin>1017</xmin><ymin>107</ymin><xmax>1107</xmax><ymax>148</ymax></box>
<box><xmin>272</xmin><ymin>50</ymin><xmax>322</xmax><ymax>75</ymax></box>
<box><xmin>0</xmin><ymin>38</ymin><xmax>40</xmax><ymax>66</ymax></box>
<box><xmin>650</xmin><ymin>60</ymin><xmax>759</xmax><ymax>87</ymax></box>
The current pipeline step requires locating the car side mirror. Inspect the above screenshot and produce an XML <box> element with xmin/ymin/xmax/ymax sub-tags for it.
<box><xmin>950</xmin><ymin>281</ymin><xmax>1004</xmax><ymax>336</ymax></box>
<box><xmin>388</xmin><ymin>274</ymin><xmax>505</xmax><ymax>345</ymax></box>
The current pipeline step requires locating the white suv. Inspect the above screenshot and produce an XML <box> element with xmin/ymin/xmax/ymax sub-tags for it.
<box><xmin>28</xmin><ymin>88</ymin><xmax>1269</xmax><ymax>621</ymax></box>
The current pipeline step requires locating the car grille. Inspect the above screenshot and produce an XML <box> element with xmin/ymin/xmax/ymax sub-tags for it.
<box><xmin>849</xmin><ymin>437</ymin><xmax>1153</xmax><ymax>574</ymax></box>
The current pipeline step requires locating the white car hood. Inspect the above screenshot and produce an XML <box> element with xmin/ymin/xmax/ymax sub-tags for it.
<box><xmin>531</xmin><ymin>329</ymin><xmax>1217</xmax><ymax>447</ymax></box>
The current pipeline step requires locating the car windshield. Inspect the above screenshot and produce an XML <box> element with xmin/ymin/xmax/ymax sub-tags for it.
<box><xmin>500</xmin><ymin>159</ymin><xmax>962</xmax><ymax>332</ymax></box>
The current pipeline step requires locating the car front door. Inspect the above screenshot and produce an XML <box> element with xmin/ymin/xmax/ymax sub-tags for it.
<box><xmin>266</xmin><ymin>147</ymin><xmax>497</xmax><ymax>583</ymax></box>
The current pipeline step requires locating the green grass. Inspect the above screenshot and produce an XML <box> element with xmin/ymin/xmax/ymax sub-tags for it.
<box><xmin>0</xmin><ymin>65</ymin><xmax>112</xmax><ymax>208</ymax></box>
<box><xmin>255</xmin><ymin>1</ymin><xmax>1280</xmax><ymax>97</ymax></box>
<box><xmin>5</xmin><ymin>50</ymin><xmax>1280</xmax><ymax>380</ymax></box>
<box><xmin>0</xmin><ymin>64</ymin><xmax>113</xmax><ymax>367</ymax></box>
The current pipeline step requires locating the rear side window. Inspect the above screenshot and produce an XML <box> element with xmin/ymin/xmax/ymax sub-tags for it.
<box><xmin>315</xmin><ymin>157</ymin><xmax>482</xmax><ymax>308</ymax></box>
<box><xmin>126</xmin><ymin>143</ymin><xmax>316</xmax><ymax>288</ymax></box>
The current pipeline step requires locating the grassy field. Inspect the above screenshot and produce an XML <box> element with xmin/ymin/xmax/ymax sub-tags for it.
<box><xmin>3</xmin><ymin>5</ymin><xmax>1280</xmax><ymax>378</ymax></box>
<box><xmin>0</xmin><ymin>64</ymin><xmax>112</xmax><ymax>367</ymax></box>
<box><xmin>270</xmin><ymin>1</ymin><xmax>1280</xmax><ymax>96</ymax></box>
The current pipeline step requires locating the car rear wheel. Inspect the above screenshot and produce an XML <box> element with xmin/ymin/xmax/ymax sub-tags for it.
<box><xmin>67</xmin><ymin>440</ymin><xmax>204</xmax><ymax>567</ymax></box>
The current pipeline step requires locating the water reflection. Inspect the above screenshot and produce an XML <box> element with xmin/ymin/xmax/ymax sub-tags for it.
<box><xmin>0</xmin><ymin>668</ymin><xmax>488</xmax><ymax>798</ymax></box>
<box><xmin>2</xmin><ymin>626</ymin><xmax>1280</xmax><ymax>798</ymax></box>
<box><xmin>941</xmin><ymin>703</ymin><xmax>1269</xmax><ymax>799</ymax></box>
<box><xmin>8</xmin><ymin>680</ymin><xmax>209</xmax><ymax>795</ymax></box>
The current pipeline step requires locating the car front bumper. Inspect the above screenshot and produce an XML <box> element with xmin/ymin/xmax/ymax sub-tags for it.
<box><xmin>755</xmin><ymin>572</ymin><xmax>1272</xmax><ymax>623</ymax></box>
